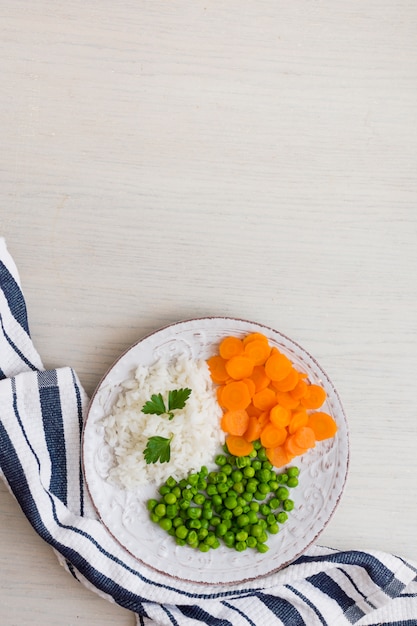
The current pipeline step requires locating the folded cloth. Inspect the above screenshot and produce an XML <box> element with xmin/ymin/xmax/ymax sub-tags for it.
<box><xmin>1</xmin><ymin>238</ymin><xmax>416</xmax><ymax>626</ymax></box>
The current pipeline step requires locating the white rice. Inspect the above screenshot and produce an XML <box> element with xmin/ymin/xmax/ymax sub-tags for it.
<box><xmin>102</xmin><ymin>355</ymin><xmax>224</xmax><ymax>490</ymax></box>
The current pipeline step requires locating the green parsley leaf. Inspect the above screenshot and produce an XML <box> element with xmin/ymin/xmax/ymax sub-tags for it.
<box><xmin>143</xmin><ymin>436</ymin><xmax>172</xmax><ymax>464</ymax></box>
<box><xmin>168</xmin><ymin>388</ymin><xmax>192</xmax><ymax>412</ymax></box>
<box><xmin>141</xmin><ymin>393</ymin><xmax>166</xmax><ymax>416</ymax></box>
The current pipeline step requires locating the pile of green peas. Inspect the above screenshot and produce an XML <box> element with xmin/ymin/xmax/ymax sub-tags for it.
<box><xmin>147</xmin><ymin>441</ymin><xmax>299</xmax><ymax>554</ymax></box>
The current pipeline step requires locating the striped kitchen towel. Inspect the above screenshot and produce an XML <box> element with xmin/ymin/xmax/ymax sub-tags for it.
<box><xmin>1</xmin><ymin>236</ymin><xmax>417</xmax><ymax>626</ymax></box>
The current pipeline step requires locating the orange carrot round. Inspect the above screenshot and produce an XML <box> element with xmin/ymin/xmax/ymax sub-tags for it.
<box><xmin>271</xmin><ymin>368</ymin><xmax>299</xmax><ymax>392</ymax></box>
<box><xmin>207</xmin><ymin>355</ymin><xmax>230</xmax><ymax>383</ymax></box>
<box><xmin>264</xmin><ymin>352</ymin><xmax>293</xmax><ymax>381</ymax></box>
<box><xmin>243</xmin><ymin>339</ymin><xmax>271</xmax><ymax>365</ymax></box>
<box><xmin>307</xmin><ymin>411</ymin><xmax>338</xmax><ymax>440</ymax></box>
<box><xmin>266</xmin><ymin>445</ymin><xmax>292</xmax><ymax>468</ymax></box>
<box><xmin>221</xmin><ymin>409</ymin><xmax>250</xmax><ymax>436</ymax></box>
<box><xmin>226</xmin><ymin>435</ymin><xmax>254</xmax><ymax>457</ymax></box>
<box><xmin>225</xmin><ymin>355</ymin><xmax>254</xmax><ymax>380</ymax></box>
<box><xmin>242</xmin><ymin>377</ymin><xmax>256</xmax><ymax>398</ymax></box>
<box><xmin>244</xmin><ymin>415</ymin><xmax>263</xmax><ymax>442</ymax></box>
<box><xmin>260</xmin><ymin>423</ymin><xmax>287</xmax><ymax>448</ymax></box>
<box><xmin>288</xmin><ymin>409</ymin><xmax>308</xmax><ymax>434</ymax></box>
<box><xmin>269</xmin><ymin>404</ymin><xmax>291</xmax><ymax>429</ymax></box>
<box><xmin>249</xmin><ymin>365</ymin><xmax>271</xmax><ymax>393</ymax></box>
<box><xmin>289</xmin><ymin>378</ymin><xmax>309</xmax><ymax>400</ymax></box>
<box><xmin>220</xmin><ymin>381</ymin><xmax>252</xmax><ymax>411</ymax></box>
<box><xmin>242</xmin><ymin>332</ymin><xmax>269</xmax><ymax>345</ymax></box>
<box><xmin>252</xmin><ymin>387</ymin><xmax>277</xmax><ymax>411</ymax></box>
<box><xmin>275</xmin><ymin>390</ymin><xmax>300</xmax><ymax>410</ymax></box>
<box><xmin>285</xmin><ymin>435</ymin><xmax>308</xmax><ymax>458</ymax></box>
<box><xmin>301</xmin><ymin>384</ymin><xmax>327</xmax><ymax>409</ymax></box>
<box><xmin>219</xmin><ymin>336</ymin><xmax>244</xmax><ymax>360</ymax></box>
<box><xmin>293</xmin><ymin>426</ymin><xmax>316</xmax><ymax>450</ymax></box>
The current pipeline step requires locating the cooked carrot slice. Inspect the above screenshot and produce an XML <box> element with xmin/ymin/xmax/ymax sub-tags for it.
<box><xmin>252</xmin><ymin>387</ymin><xmax>277</xmax><ymax>411</ymax></box>
<box><xmin>288</xmin><ymin>409</ymin><xmax>308</xmax><ymax>434</ymax></box>
<box><xmin>207</xmin><ymin>355</ymin><xmax>229</xmax><ymax>383</ymax></box>
<box><xmin>219</xmin><ymin>336</ymin><xmax>244</xmax><ymax>360</ymax></box>
<box><xmin>266</xmin><ymin>445</ymin><xmax>292</xmax><ymax>468</ymax></box>
<box><xmin>243</xmin><ymin>339</ymin><xmax>271</xmax><ymax>365</ymax></box>
<box><xmin>285</xmin><ymin>435</ymin><xmax>308</xmax><ymax>458</ymax></box>
<box><xmin>289</xmin><ymin>378</ymin><xmax>309</xmax><ymax>400</ymax></box>
<box><xmin>225</xmin><ymin>355</ymin><xmax>254</xmax><ymax>380</ymax></box>
<box><xmin>242</xmin><ymin>332</ymin><xmax>269</xmax><ymax>345</ymax></box>
<box><xmin>221</xmin><ymin>409</ymin><xmax>250</xmax><ymax>436</ymax></box>
<box><xmin>220</xmin><ymin>381</ymin><xmax>252</xmax><ymax>411</ymax></box>
<box><xmin>257</xmin><ymin>411</ymin><xmax>270</xmax><ymax>429</ymax></box>
<box><xmin>260</xmin><ymin>423</ymin><xmax>287</xmax><ymax>448</ymax></box>
<box><xmin>226</xmin><ymin>435</ymin><xmax>254</xmax><ymax>457</ymax></box>
<box><xmin>249</xmin><ymin>365</ymin><xmax>271</xmax><ymax>393</ymax></box>
<box><xmin>246</xmin><ymin>403</ymin><xmax>263</xmax><ymax>417</ymax></box>
<box><xmin>269</xmin><ymin>404</ymin><xmax>291</xmax><ymax>428</ymax></box>
<box><xmin>301</xmin><ymin>384</ymin><xmax>327</xmax><ymax>409</ymax></box>
<box><xmin>271</xmin><ymin>368</ymin><xmax>299</xmax><ymax>392</ymax></box>
<box><xmin>244</xmin><ymin>415</ymin><xmax>263</xmax><ymax>442</ymax></box>
<box><xmin>242</xmin><ymin>377</ymin><xmax>256</xmax><ymax>398</ymax></box>
<box><xmin>307</xmin><ymin>411</ymin><xmax>338</xmax><ymax>441</ymax></box>
<box><xmin>293</xmin><ymin>426</ymin><xmax>316</xmax><ymax>450</ymax></box>
<box><xmin>264</xmin><ymin>352</ymin><xmax>293</xmax><ymax>381</ymax></box>
<box><xmin>275</xmin><ymin>390</ymin><xmax>300</xmax><ymax>410</ymax></box>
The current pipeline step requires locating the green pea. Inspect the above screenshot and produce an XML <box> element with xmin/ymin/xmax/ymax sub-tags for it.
<box><xmin>287</xmin><ymin>466</ymin><xmax>299</xmax><ymax>477</ymax></box>
<box><xmin>257</xmin><ymin>543</ymin><xmax>269</xmax><ymax>553</ymax></box>
<box><xmin>254</xmin><ymin>490</ymin><xmax>265</xmax><ymax>500</ymax></box>
<box><xmin>259</xmin><ymin>504</ymin><xmax>271</xmax><ymax>516</ymax></box>
<box><xmin>193</xmin><ymin>493</ymin><xmax>205</xmax><ymax>505</ymax></box>
<box><xmin>163</xmin><ymin>492</ymin><xmax>177</xmax><ymax>505</ymax></box>
<box><xmin>199</xmin><ymin>542</ymin><xmax>210</xmax><ymax>552</ymax></box>
<box><xmin>158</xmin><ymin>517</ymin><xmax>172</xmax><ymax>531</ymax></box>
<box><xmin>186</xmin><ymin>530</ymin><xmax>198</xmax><ymax>545</ymax></box>
<box><xmin>237</xmin><ymin>514</ymin><xmax>250</xmax><ymax>527</ymax></box>
<box><xmin>268</xmin><ymin>497</ymin><xmax>280</xmax><ymax>510</ymax></box>
<box><xmin>166</xmin><ymin>476</ymin><xmax>177</xmax><ymax>488</ymax></box>
<box><xmin>221</xmin><ymin>463</ymin><xmax>233</xmax><ymax>475</ymax></box>
<box><xmin>198</xmin><ymin>528</ymin><xmax>209</xmax><ymax>540</ymax></box>
<box><xmin>166</xmin><ymin>504</ymin><xmax>178</xmax><ymax>518</ymax></box>
<box><xmin>268</xmin><ymin>480</ymin><xmax>279</xmax><ymax>491</ymax></box>
<box><xmin>232</xmin><ymin>505</ymin><xmax>243</xmax><ymax>517</ymax></box>
<box><xmin>283</xmin><ymin>499</ymin><xmax>294</xmax><ymax>512</ymax></box>
<box><xmin>147</xmin><ymin>499</ymin><xmax>158</xmax><ymax>511</ymax></box>
<box><xmin>276</xmin><ymin>487</ymin><xmax>289</xmax><ymax>501</ymax></box>
<box><xmin>189</xmin><ymin>519</ymin><xmax>202</xmax><ymax>529</ymax></box>
<box><xmin>176</xmin><ymin>537</ymin><xmax>187</xmax><ymax>546</ymax></box>
<box><xmin>154</xmin><ymin>503</ymin><xmax>166</xmax><ymax>518</ymax></box>
<box><xmin>187</xmin><ymin>506</ymin><xmax>202</xmax><ymax>519</ymax></box>
<box><xmin>247</xmin><ymin>536</ymin><xmax>257</xmax><ymax>549</ymax></box>
<box><xmin>258</xmin><ymin>483</ymin><xmax>270</xmax><ymax>495</ymax></box>
<box><xmin>257</xmin><ymin>447</ymin><xmax>268</xmax><ymax>461</ymax></box>
<box><xmin>287</xmin><ymin>477</ymin><xmax>299</xmax><ymax>488</ymax></box>
<box><xmin>243</xmin><ymin>466</ymin><xmax>255</xmax><ymax>478</ymax></box>
<box><xmin>215</xmin><ymin>454</ymin><xmax>227</xmax><ymax>466</ymax></box>
<box><xmin>175</xmin><ymin>525</ymin><xmax>188</xmax><ymax>539</ymax></box>
<box><xmin>268</xmin><ymin>523</ymin><xmax>279</xmax><ymax>534</ymax></box>
<box><xmin>235</xmin><ymin>541</ymin><xmax>247</xmax><ymax>552</ymax></box>
<box><xmin>158</xmin><ymin>485</ymin><xmax>170</xmax><ymax>496</ymax></box>
<box><xmin>250</xmin><ymin>524</ymin><xmax>263</xmax><ymax>538</ymax></box>
<box><xmin>247</xmin><ymin>511</ymin><xmax>258</xmax><ymax>525</ymax></box>
<box><xmin>216</xmin><ymin>523</ymin><xmax>228</xmax><ymax>537</ymax></box>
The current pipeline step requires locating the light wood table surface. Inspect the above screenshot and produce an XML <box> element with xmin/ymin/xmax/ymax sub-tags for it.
<box><xmin>1</xmin><ymin>2</ymin><xmax>417</xmax><ymax>624</ymax></box>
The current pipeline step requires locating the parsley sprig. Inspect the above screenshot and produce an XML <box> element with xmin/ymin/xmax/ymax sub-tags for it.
<box><xmin>142</xmin><ymin>388</ymin><xmax>192</xmax><ymax>464</ymax></box>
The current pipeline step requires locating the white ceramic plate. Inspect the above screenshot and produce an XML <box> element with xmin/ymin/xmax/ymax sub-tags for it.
<box><xmin>82</xmin><ymin>317</ymin><xmax>349</xmax><ymax>585</ymax></box>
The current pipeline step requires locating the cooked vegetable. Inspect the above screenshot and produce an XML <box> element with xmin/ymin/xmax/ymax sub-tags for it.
<box><xmin>148</xmin><ymin>445</ymin><xmax>300</xmax><ymax>552</ymax></box>
<box><xmin>307</xmin><ymin>411</ymin><xmax>338</xmax><ymax>440</ymax></box>
<box><xmin>208</xmin><ymin>331</ymin><xmax>338</xmax><ymax>470</ymax></box>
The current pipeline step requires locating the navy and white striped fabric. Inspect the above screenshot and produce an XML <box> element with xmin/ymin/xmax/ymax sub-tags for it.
<box><xmin>1</xmin><ymin>237</ymin><xmax>417</xmax><ymax>626</ymax></box>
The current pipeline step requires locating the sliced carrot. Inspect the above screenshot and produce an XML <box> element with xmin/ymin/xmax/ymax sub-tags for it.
<box><xmin>243</xmin><ymin>339</ymin><xmax>271</xmax><ymax>366</ymax></box>
<box><xmin>221</xmin><ymin>409</ymin><xmax>250</xmax><ymax>436</ymax></box>
<box><xmin>285</xmin><ymin>435</ymin><xmax>308</xmax><ymax>458</ymax></box>
<box><xmin>307</xmin><ymin>411</ymin><xmax>338</xmax><ymax>441</ymax></box>
<box><xmin>246</xmin><ymin>403</ymin><xmax>263</xmax><ymax>417</ymax></box>
<box><xmin>252</xmin><ymin>387</ymin><xmax>277</xmax><ymax>411</ymax></box>
<box><xmin>301</xmin><ymin>384</ymin><xmax>327</xmax><ymax>409</ymax></box>
<box><xmin>271</xmin><ymin>368</ymin><xmax>299</xmax><ymax>392</ymax></box>
<box><xmin>269</xmin><ymin>404</ymin><xmax>291</xmax><ymax>429</ymax></box>
<box><xmin>242</xmin><ymin>332</ymin><xmax>269</xmax><ymax>345</ymax></box>
<box><xmin>216</xmin><ymin>385</ymin><xmax>225</xmax><ymax>405</ymax></box>
<box><xmin>249</xmin><ymin>365</ymin><xmax>271</xmax><ymax>393</ymax></box>
<box><xmin>288</xmin><ymin>409</ymin><xmax>308</xmax><ymax>434</ymax></box>
<box><xmin>219</xmin><ymin>336</ymin><xmax>244</xmax><ymax>360</ymax></box>
<box><xmin>242</xmin><ymin>377</ymin><xmax>256</xmax><ymax>398</ymax></box>
<box><xmin>220</xmin><ymin>381</ymin><xmax>252</xmax><ymax>411</ymax></box>
<box><xmin>244</xmin><ymin>415</ymin><xmax>263</xmax><ymax>442</ymax></box>
<box><xmin>225</xmin><ymin>355</ymin><xmax>254</xmax><ymax>380</ymax></box>
<box><xmin>289</xmin><ymin>378</ymin><xmax>309</xmax><ymax>400</ymax></box>
<box><xmin>275</xmin><ymin>390</ymin><xmax>300</xmax><ymax>410</ymax></box>
<box><xmin>264</xmin><ymin>352</ymin><xmax>293</xmax><ymax>382</ymax></box>
<box><xmin>207</xmin><ymin>355</ymin><xmax>229</xmax><ymax>383</ymax></box>
<box><xmin>226</xmin><ymin>435</ymin><xmax>254</xmax><ymax>457</ymax></box>
<box><xmin>293</xmin><ymin>426</ymin><xmax>316</xmax><ymax>450</ymax></box>
<box><xmin>260</xmin><ymin>423</ymin><xmax>287</xmax><ymax>448</ymax></box>
<box><xmin>266</xmin><ymin>445</ymin><xmax>292</xmax><ymax>468</ymax></box>
<box><xmin>257</xmin><ymin>411</ymin><xmax>270</xmax><ymax>429</ymax></box>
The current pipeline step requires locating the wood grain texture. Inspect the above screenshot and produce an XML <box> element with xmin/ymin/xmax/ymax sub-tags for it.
<box><xmin>1</xmin><ymin>1</ymin><xmax>417</xmax><ymax>624</ymax></box>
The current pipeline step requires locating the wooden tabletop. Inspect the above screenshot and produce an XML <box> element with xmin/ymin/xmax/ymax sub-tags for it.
<box><xmin>1</xmin><ymin>1</ymin><xmax>417</xmax><ymax>624</ymax></box>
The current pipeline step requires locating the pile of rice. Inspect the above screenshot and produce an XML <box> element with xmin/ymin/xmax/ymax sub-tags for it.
<box><xmin>102</xmin><ymin>355</ymin><xmax>224</xmax><ymax>490</ymax></box>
